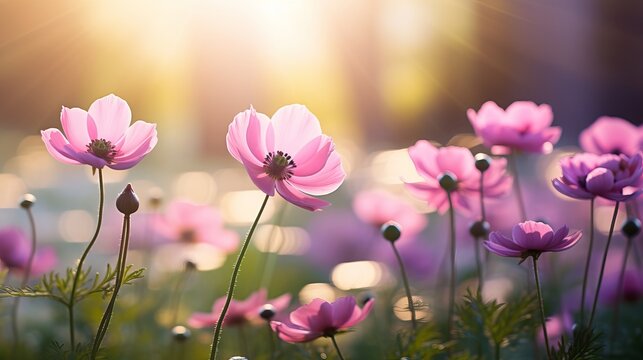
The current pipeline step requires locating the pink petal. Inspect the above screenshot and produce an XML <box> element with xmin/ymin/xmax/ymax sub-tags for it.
<box><xmin>292</xmin><ymin>136</ymin><xmax>333</xmax><ymax>177</ymax></box>
<box><xmin>243</xmin><ymin>159</ymin><xmax>276</xmax><ymax>196</ymax></box>
<box><xmin>585</xmin><ymin>168</ymin><xmax>615</xmax><ymax>194</ymax></box>
<box><xmin>330</xmin><ymin>297</ymin><xmax>357</xmax><ymax>328</ymax></box>
<box><xmin>114</xmin><ymin>120</ymin><xmax>157</xmax><ymax>156</ymax></box>
<box><xmin>342</xmin><ymin>298</ymin><xmax>374</xmax><ymax>328</ymax></box>
<box><xmin>552</xmin><ymin>179</ymin><xmax>594</xmax><ymax>200</ymax></box>
<box><xmin>580</xmin><ymin>117</ymin><xmax>640</xmax><ymax>156</ymax></box>
<box><xmin>269</xmin><ymin>294</ymin><xmax>292</xmax><ymax>313</ymax></box>
<box><xmin>88</xmin><ymin>94</ymin><xmax>132</xmax><ymax>142</ymax></box>
<box><xmin>436</xmin><ymin>147</ymin><xmax>475</xmax><ymax>180</ymax></box>
<box><xmin>276</xmin><ymin>181</ymin><xmax>330</xmax><ymax>211</ymax></box>
<box><xmin>30</xmin><ymin>247</ymin><xmax>57</xmax><ymax>276</ymax></box>
<box><xmin>60</xmin><ymin>107</ymin><xmax>92</xmax><ymax>150</ymax></box>
<box><xmin>246</xmin><ymin>108</ymin><xmax>272</xmax><ymax>162</ymax></box>
<box><xmin>271</xmin><ymin>104</ymin><xmax>322</xmax><ymax>155</ymax></box>
<box><xmin>290</xmin><ymin>298</ymin><xmax>326</xmax><ymax>328</ymax></box>
<box><xmin>188</xmin><ymin>312</ymin><xmax>216</xmax><ymax>328</ymax></box>
<box><xmin>289</xmin><ymin>152</ymin><xmax>345</xmax><ymax>196</ymax></box>
<box><xmin>41</xmin><ymin>129</ymin><xmax>82</xmax><ymax>165</ymax></box>
<box><xmin>271</xmin><ymin>321</ymin><xmax>320</xmax><ymax>343</ymax></box>
<box><xmin>408</xmin><ymin>140</ymin><xmax>440</xmax><ymax>179</ymax></box>
<box><xmin>226</xmin><ymin>108</ymin><xmax>270</xmax><ymax>166</ymax></box>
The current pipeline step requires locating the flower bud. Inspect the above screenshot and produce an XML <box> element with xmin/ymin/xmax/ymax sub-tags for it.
<box><xmin>116</xmin><ymin>184</ymin><xmax>139</xmax><ymax>215</ymax></box>
<box><xmin>381</xmin><ymin>221</ymin><xmax>402</xmax><ymax>242</ymax></box>
<box><xmin>19</xmin><ymin>193</ymin><xmax>36</xmax><ymax>209</ymax></box>
<box><xmin>621</xmin><ymin>218</ymin><xmax>641</xmax><ymax>238</ymax></box>
<box><xmin>259</xmin><ymin>304</ymin><xmax>276</xmax><ymax>321</ymax></box>
<box><xmin>469</xmin><ymin>220</ymin><xmax>490</xmax><ymax>239</ymax></box>
<box><xmin>438</xmin><ymin>172</ymin><xmax>458</xmax><ymax>192</ymax></box>
<box><xmin>171</xmin><ymin>325</ymin><xmax>191</xmax><ymax>342</ymax></box>
<box><xmin>474</xmin><ymin>153</ymin><xmax>492</xmax><ymax>173</ymax></box>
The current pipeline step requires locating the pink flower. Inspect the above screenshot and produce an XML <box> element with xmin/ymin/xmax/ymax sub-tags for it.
<box><xmin>226</xmin><ymin>105</ymin><xmax>345</xmax><ymax>211</ymax></box>
<box><xmin>153</xmin><ymin>200</ymin><xmax>238</xmax><ymax>253</ymax></box>
<box><xmin>580</xmin><ymin>116</ymin><xmax>643</xmax><ymax>156</ymax></box>
<box><xmin>353</xmin><ymin>189</ymin><xmax>426</xmax><ymax>238</ymax></box>
<box><xmin>405</xmin><ymin>140</ymin><xmax>512</xmax><ymax>215</ymax></box>
<box><xmin>484</xmin><ymin>221</ymin><xmax>582</xmax><ymax>259</ymax></box>
<box><xmin>270</xmin><ymin>297</ymin><xmax>374</xmax><ymax>343</ymax></box>
<box><xmin>0</xmin><ymin>226</ymin><xmax>57</xmax><ymax>276</ymax></box>
<box><xmin>467</xmin><ymin>101</ymin><xmax>561</xmax><ymax>154</ymax></box>
<box><xmin>537</xmin><ymin>313</ymin><xmax>573</xmax><ymax>346</ymax></box>
<box><xmin>41</xmin><ymin>94</ymin><xmax>157</xmax><ymax>170</ymax></box>
<box><xmin>552</xmin><ymin>152</ymin><xmax>643</xmax><ymax>201</ymax></box>
<box><xmin>188</xmin><ymin>289</ymin><xmax>290</xmax><ymax>328</ymax></box>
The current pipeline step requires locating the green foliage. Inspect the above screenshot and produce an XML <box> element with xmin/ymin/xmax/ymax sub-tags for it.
<box><xmin>551</xmin><ymin>326</ymin><xmax>603</xmax><ymax>360</ymax></box>
<box><xmin>0</xmin><ymin>265</ymin><xmax>144</xmax><ymax>306</ymax></box>
<box><xmin>455</xmin><ymin>289</ymin><xmax>538</xmax><ymax>358</ymax></box>
<box><xmin>392</xmin><ymin>322</ymin><xmax>450</xmax><ymax>359</ymax></box>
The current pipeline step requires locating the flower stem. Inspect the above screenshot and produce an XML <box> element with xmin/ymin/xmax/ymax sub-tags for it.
<box><xmin>259</xmin><ymin>203</ymin><xmax>287</xmax><ymax>289</ymax></box>
<box><xmin>474</xmin><ymin>238</ymin><xmax>483</xmax><ymax>294</ymax></box>
<box><xmin>330</xmin><ymin>335</ymin><xmax>346</xmax><ymax>360</ymax></box>
<box><xmin>390</xmin><ymin>241</ymin><xmax>417</xmax><ymax>329</ymax></box>
<box><xmin>579</xmin><ymin>198</ymin><xmax>595</xmax><ymax>326</ymax></box>
<box><xmin>68</xmin><ymin>168</ymin><xmax>105</xmax><ymax>353</ymax></box>
<box><xmin>509</xmin><ymin>152</ymin><xmax>527</xmax><ymax>221</ymax></box>
<box><xmin>589</xmin><ymin>201</ymin><xmax>620</xmax><ymax>327</ymax></box>
<box><xmin>170</xmin><ymin>264</ymin><xmax>193</xmax><ymax>326</ymax></box>
<box><xmin>11</xmin><ymin>205</ymin><xmax>38</xmax><ymax>347</ymax></box>
<box><xmin>609</xmin><ymin>233</ymin><xmax>633</xmax><ymax>348</ymax></box>
<box><xmin>209</xmin><ymin>194</ymin><xmax>270</xmax><ymax>360</ymax></box>
<box><xmin>446</xmin><ymin>191</ymin><xmax>456</xmax><ymax>341</ymax></box>
<box><xmin>91</xmin><ymin>214</ymin><xmax>131</xmax><ymax>359</ymax></box>
<box><xmin>532</xmin><ymin>256</ymin><xmax>552</xmax><ymax>359</ymax></box>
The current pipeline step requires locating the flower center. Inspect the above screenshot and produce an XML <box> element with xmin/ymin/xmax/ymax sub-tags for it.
<box><xmin>86</xmin><ymin>138</ymin><xmax>117</xmax><ymax>163</ymax></box>
<box><xmin>179</xmin><ymin>229</ymin><xmax>197</xmax><ymax>243</ymax></box>
<box><xmin>263</xmin><ymin>151</ymin><xmax>297</xmax><ymax>180</ymax></box>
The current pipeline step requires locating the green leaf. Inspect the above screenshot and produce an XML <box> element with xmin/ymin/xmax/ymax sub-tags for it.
<box><xmin>551</xmin><ymin>326</ymin><xmax>603</xmax><ymax>360</ymax></box>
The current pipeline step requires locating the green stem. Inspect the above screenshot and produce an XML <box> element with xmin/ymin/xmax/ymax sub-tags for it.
<box><xmin>532</xmin><ymin>256</ymin><xmax>552</xmax><ymax>360</ymax></box>
<box><xmin>494</xmin><ymin>342</ymin><xmax>500</xmax><ymax>360</ymax></box>
<box><xmin>209</xmin><ymin>195</ymin><xmax>270</xmax><ymax>360</ymax></box>
<box><xmin>91</xmin><ymin>214</ymin><xmax>130</xmax><ymax>359</ymax></box>
<box><xmin>68</xmin><ymin>168</ymin><xmax>105</xmax><ymax>353</ymax></box>
<box><xmin>474</xmin><ymin>238</ymin><xmax>483</xmax><ymax>294</ymax></box>
<box><xmin>259</xmin><ymin>204</ymin><xmax>287</xmax><ymax>289</ymax></box>
<box><xmin>579</xmin><ymin>198</ymin><xmax>595</xmax><ymax>326</ymax></box>
<box><xmin>609</xmin><ymin>234</ymin><xmax>633</xmax><ymax>348</ymax></box>
<box><xmin>589</xmin><ymin>201</ymin><xmax>620</xmax><ymax>327</ymax></box>
<box><xmin>509</xmin><ymin>152</ymin><xmax>527</xmax><ymax>221</ymax></box>
<box><xmin>11</xmin><ymin>206</ymin><xmax>37</xmax><ymax>348</ymax></box>
<box><xmin>170</xmin><ymin>266</ymin><xmax>193</xmax><ymax>326</ymax></box>
<box><xmin>446</xmin><ymin>191</ymin><xmax>456</xmax><ymax>341</ymax></box>
<box><xmin>330</xmin><ymin>335</ymin><xmax>346</xmax><ymax>360</ymax></box>
<box><xmin>390</xmin><ymin>242</ymin><xmax>417</xmax><ymax>329</ymax></box>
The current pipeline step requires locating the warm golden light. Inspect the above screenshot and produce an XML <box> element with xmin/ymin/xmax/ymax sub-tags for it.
<box><xmin>172</xmin><ymin>171</ymin><xmax>217</xmax><ymax>204</ymax></box>
<box><xmin>220</xmin><ymin>190</ymin><xmax>275</xmax><ymax>225</ymax></box>
<box><xmin>393</xmin><ymin>295</ymin><xmax>430</xmax><ymax>321</ymax></box>
<box><xmin>254</xmin><ymin>225</ymin><xmax>311</xmax><ymax>255</ymax></box>
<box><xmin>298</xmin><ymin>283</ymin><xmax>337</xmax><ymax>304</ymax></box>
<box><xmin>331</xmin><ymin>261</ymin><xmax>385</xmax><ymax>291</ymax></box>
<box><xmin>0</xmin><ymin>173</ymin><xmax>27</xmax><ymax>208</ymax></box>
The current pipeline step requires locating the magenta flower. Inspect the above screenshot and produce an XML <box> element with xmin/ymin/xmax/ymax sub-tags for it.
<box><xmin>41</xmin><ymin>94</ymin><xmax>157</xmax><ymax>170</ymax></box>
<box><xmin>552</xmin><ymin>152</ymin><xmax>643</xmax><ymax>201</ymax></box>
<box><xmin>467</xmin><ymin>101</ymin><xmax>561</xmax><ymax>155</ymax></box>
<box><xmin>405</xmin><ymin>140</ymin><xmax>512</xmax><ymax>215</ymax></box>
<box><xmin>153</xmin><ymin>200</ymin><xmax>239</xmax><ymax>253</ymax></box>
<box><xmin>0</xmin><ymin>226</ymin><xmax>57</xmax><ymax>276</ymax></box>
<box><xmin>270</xmin><ymin>297</ymin><xmax>374</xmax><ymax>343</ymax></box>
<box><xmin>484</xmin><ymin>221</ymin><xmax>582</xmax><ymax>259</ymax></box>
<box><xmin>580</xmin><ymin>116</ymin><xmax>643</xmax><ymax>156</ymax></box>
<box><xmin>353</xmin><ymin>189</ymin><xmax>426</xmax><ymax>238</ymax></box>
<box><xmin>188</xmin><ymin>289</ymin><xmax>290</xmax><ymax>328</ymax></box>
<box><xmin>226</xmin><ymin>105</ymin><xmax>345</xmax><ymax>211</ymax></box>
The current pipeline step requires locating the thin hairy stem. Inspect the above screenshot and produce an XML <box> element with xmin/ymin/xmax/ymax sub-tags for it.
<box><xmin>474</xmin><ymin>239</ymin><xmax>483</xmax><ymax>293</ymax></box>
<box><xmin>533</xmin><ymin>257</ymin><xmax>552</xmax><ymax>359</ymax></box>
<box><xmin>390</xmin><ymin>242</ymin><xmax>417</xmax><ymax>329</ymax></box>
<box><xmin>580</xmin><ymin>198</ymin><xmax>595</xmax><ymax>326</ymax></box>
<box><xmin>446</xmin><ymin>191</ymin><xmax>456</xmax><ymax>341</ymax></box>
<box><xmin>209</xmin><ymin>195</ymin><xmax>270</xmax><ymax>360</ymax></box>
<box><xmin>330</xmin><ymin>335</ymin><xmax>346</xmax><ymax>360</ymax></box>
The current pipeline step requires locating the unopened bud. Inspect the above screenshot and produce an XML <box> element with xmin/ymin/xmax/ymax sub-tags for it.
<box><xmin>171</xmin><ymin>325</ymin><xmax>191</xmax><ymax>342</ymax></box>
<box><xmin>20</xmin><ymin>194</ymin><xmax>36</xmax><ymax>209</ymax></box>
<box><xmin>116</xmin><ymin>184</ymin><xmax>139</xmax><ymax>215</ymax></box>
<box><xmin>381</xmin><ymin>222</ymin><xmax>402</xmax><ymax>242</ymax></box>
<box><xmin>259</xmin><ymin>304</ymin><xmax>276</xmax><ymax>321</ymax></box>
<box><xmin>469</xmin><ymin>220</ymin><xmax>490</xmax><ymax>239</ymax></box>
<box><xmin>438</xmin><ymin>172</ymin><xmax>458</xmax><ymax>192</ymax></box>
<box><xmin>621</xmin><ymin>218</ymin><xmax>641</xmax><ymax>238</ymax></box>
<box><xmin>474</xmin><ymin>153</ymin><xmax>492</xmax><ymax>173</ymax></box>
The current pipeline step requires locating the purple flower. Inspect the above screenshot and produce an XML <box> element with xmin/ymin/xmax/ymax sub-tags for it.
<box><xmin>580</xmin><ymin>116</ymin><xmax>643</xmax><ymax>156</ymax></box>
<box><xmin>484</xmin><ymin>221</ymin><xmax>582</xmax><ymax>259</ymax></box>
<box><xmin>0</xmin><ymin>226</ymin><xmax>57</xmax><ymax>276</ymax></box>
<box><xmin>467</xmin><ymin>101</ymin><xmax>561</xmax><ymax>155</ymax></box>
<box><xmin>552</xmin><ymin>152</ymin><xmax>643</xmax><ymax>201</ymax></box>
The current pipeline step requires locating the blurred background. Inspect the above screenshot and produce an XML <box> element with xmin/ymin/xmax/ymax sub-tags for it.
<box><xmin>1</xmin><ymin>0</ymin><xmax>642</xmax><ymax>358</ymax></box>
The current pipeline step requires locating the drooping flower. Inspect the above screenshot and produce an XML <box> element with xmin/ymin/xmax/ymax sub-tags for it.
<box><xmin>41</xmin><ymin>94</ymin><xmax>158</xmax><ymax>170</ymax></box>
<box><xmin>580</xmin><ymin>116</ymin><xmax>643</xmax><ymax>156</ymax></box>
<box><xmin>405</xmin><ymin>140</ymin><xmax>512</xmax><ymax>215</ymax></box>
<box><xmin>484</xmin><ymin>221</ymin><xmax>582</xmax><ymax>259</ymax></box>
<box><xmin>0</xmin><ymin>226</ymin><xmax>57</xmax><ymax>276</ymax></box>
<box><xmin>270</xmin><ymin>297</ymin><xmax>374</xmax><ymax>343</ymax></box>
<box><xmin>552</xmin><ymin>152</ymin><xmax>643</xmax><ymax>202</ymax></box>
<box><xmin>188</xmin><ymin>289</ymin><xmax>290</xmax><ymax>328</ymax></box>
<box><xmin>226</xmin><ymin>105</ymin><xmax>345</xmax><ymax>211</ymax></box>
<box><xmin>353</xmin><ymin>189</ymin><xmax>426</xmax><ymax>238</ymax></box>
<box><xmin>467</xmin><ymin>101</ymin><xmax>561</xmax><ymax>154</ymax></box>
<box><xmin>153</xmin><ymin>200</ymin><xmax>238</xmax><ymax>253</ymax></box>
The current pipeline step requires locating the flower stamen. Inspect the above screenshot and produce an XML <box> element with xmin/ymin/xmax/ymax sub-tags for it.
<box><xmin>86</xmin><ymin>139</ymin><xmax>117</xmax><ymax>163</ymax></box>
<box><xmin>263</xmin><ymin>151</ymin><xmax>297</xmax><ymax>180</ymax></box>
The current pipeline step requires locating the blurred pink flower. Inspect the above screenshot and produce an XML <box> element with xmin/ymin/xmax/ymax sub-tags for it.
<box><xmin>353</xmin><ymin>189</ymin><xmax>426</xmax><ymax>238</ymax></box>
<box><xmin>552</xmin><ymin>152</ymin><xmax>642</xmax><ymax>201</ymax></box>
<box><xmin>485</xmin><ymin>221</ymin><xmax>582</xmax><ymax>258</ymax></box>
<box><xmin>226</xmin><ymin>105</ymin><xmax>345</xmax><ymax>211</ymax></box>
<box><xmin>188</xmin><ymin>289</ymin><xmax>290</xmax><ymax>328</ymax></box>
<box><xmin>600</xmin><ymin>269</ymin><xmax>642</xmax><ymax>305</ymax></box>
<box><xmin>580</xmin><ymin>116</ymin><xmax>643</xmax><ymax>157</ymax></box>
<box><xmin>405</xmin><ymin>140</ymin><xmax>512</xmax><ymax>215</ymax></box>
<box><xmin>270</xmin><ymin>297</ymin><xmax>373</xmax><ymax>343</ymax></box>
<box><xmin>0</xmin><ymin>226</ymin><xmax>57</xmax><ymax>276</ymax></box>
<box><xmin>467</xmin><ymin>101</ymin><xmax>561</xmax><ymax>155</ymax></box>
<box><xmin>153</xmin><ymin>200</ymin><xmax>238</xmax><ymax>253</ymax></box>
<box><xmin>537</xmin><ymin>313</ymin><xmax>573</xmax><ymax>346</ymax></box>
<box><xmin>41</xmin><ymin>94</ymin><xmax>157</xmax><ymax>170</ymax></box>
